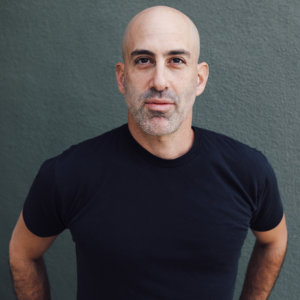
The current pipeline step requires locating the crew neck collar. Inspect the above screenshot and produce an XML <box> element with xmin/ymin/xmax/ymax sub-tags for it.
<box><xmin>121</xmin><ymin>124</ymin><xmax>201</xmax><ymax>168</ymax></box>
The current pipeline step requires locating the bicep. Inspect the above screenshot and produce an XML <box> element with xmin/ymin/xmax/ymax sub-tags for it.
<box><xmin>9</xmin><ymin>211</ymin><xmax>57</xmax><ymax>260</ymax></box>
<box><xmin>252</xmin><ymin>214</ymin><xmax>288</xmax><ymax>247</ymax></box>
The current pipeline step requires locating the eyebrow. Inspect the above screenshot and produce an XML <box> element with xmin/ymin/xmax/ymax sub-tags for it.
<box><xmin>167</xmin><ymin>50</ymin><xmax>191</xmax><ymax>58</ymax></box>
<box><xmin>131</xmin><ymin>49</ymin><xmax>154</xmax><ymax>57</ymax></box>
<box><xmin>130</xmin><ymin>49</ymin><xmax>191</xmax><ymax>58</ymax></box>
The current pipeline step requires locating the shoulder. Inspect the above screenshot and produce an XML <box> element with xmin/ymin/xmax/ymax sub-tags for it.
<box><xmin>194</xmin><ymin>127</ymin><xmax>272</xmax><ymax>178</ymax></box>
<box><xmin>54</xmin><ymin>124</ymin><xmax>126</xmax><ymax>161</ymax></box>
<box><xmin>61</xmin><ymin>124</ymin><xmax>126</xmax><ymax>159</ymax></box>
<box><xmin>40</xmin><ymin>124</ymin><xmax>127</xmax><ymax>176</ymax></box>
<box><xmin>195</xmin><ymin>127</ymin><xmax>266</xmax><ymax>160</ymax></box>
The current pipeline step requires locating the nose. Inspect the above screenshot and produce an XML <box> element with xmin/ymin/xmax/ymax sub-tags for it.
<box><xmin>150</xmin><ymin>62</ymin><xmax>168</xmax><ymax>92</ymax></box>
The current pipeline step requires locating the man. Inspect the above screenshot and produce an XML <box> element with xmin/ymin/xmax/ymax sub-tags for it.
<box><xmin>9</xmin><ymin>6</ymin><xmax>287</xmax><ymax>300</ymax></box>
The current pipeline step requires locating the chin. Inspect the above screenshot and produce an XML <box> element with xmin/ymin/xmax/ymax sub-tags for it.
<box><xmin>139</xmin><ymin>118</ymin><xmax>180</xmax><ymax>136</ymax></box>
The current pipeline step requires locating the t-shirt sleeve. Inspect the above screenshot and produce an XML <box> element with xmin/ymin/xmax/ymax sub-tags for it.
<box><xmin>23</xmin><ymin>157</ymin><xmax>66</xmax><ymax>237</ymax></box>
<box><xmin>250</xmin><ymin>156</ymin><xmax>284</xmax><ymax>231</ymax></box>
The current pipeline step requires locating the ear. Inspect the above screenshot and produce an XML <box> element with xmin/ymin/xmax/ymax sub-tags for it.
<box><xmin>116</xmin><ymin>62</ymin><xmax>125</xmax><ymax>95</ymax></box>
<box><xmin>196</xmin><ymin>62</ymin><xmax>209</xmax><ymax>96</ymax></box>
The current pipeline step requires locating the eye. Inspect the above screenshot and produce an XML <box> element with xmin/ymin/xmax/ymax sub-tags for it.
<box><xmin>135</xmin><ymin>57</ymin><xmax>152</xmax><ymax>65</ymax></box>
<box><xmin>170</xmin><ymin>57</ymin><xmax>185</xmax><ymax>64</ymax></box>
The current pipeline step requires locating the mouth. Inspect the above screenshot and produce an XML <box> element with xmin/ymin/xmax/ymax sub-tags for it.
<box><xmin>144</xmin><ymin>99</ymin><xmax>175</xmax><ymax>112</ymax></box>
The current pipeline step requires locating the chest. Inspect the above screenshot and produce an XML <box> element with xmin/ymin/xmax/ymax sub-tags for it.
<box><xmin>68</xmin><ymin>163</ymin><xmax>253</xmax><ymax>270</ymax></box>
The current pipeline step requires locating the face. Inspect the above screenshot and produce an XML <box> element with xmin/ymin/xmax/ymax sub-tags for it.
<box><xmin>116</xmin><ymin>8</ymin><xmax>208</xmax><ymax>136</ymax></box>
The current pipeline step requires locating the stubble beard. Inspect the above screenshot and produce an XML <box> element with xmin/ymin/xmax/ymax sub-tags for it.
<box><xmin>132</xmin><ymin>106</ymin><xmax>181</xmax><ymax>136</ymax></box>
<box><xmin>124</xmin><ymin>85</ymin><xmax>185</xmax><ymax>136</ymax></box>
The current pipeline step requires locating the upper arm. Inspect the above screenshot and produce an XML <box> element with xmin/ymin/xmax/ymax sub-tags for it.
<box><xmin>252</xmin><ymin>214</ymin><xmax>288</xmax><ymax>247</ymax></box>
<box><xmin>9</xmin><ymin>211</ymin><xmax>57</xmax><ymax>260</ymax></box>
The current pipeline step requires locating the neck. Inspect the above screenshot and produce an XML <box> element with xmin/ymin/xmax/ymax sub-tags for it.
<box><xmin>127</xmin><ymin>116</ymin><xmax>194</xmax><ymax>160</ymax></box>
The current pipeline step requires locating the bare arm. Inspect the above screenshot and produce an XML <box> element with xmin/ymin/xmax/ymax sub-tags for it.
<box><xmin>9</xmin><ymin>211</ymin><xmax>57</xmax><ymax>300</ymax></box>
<box><xmin>239</xmin><ymin>214</ymin><xmax>288</xmax><ymax>300</ymax></box>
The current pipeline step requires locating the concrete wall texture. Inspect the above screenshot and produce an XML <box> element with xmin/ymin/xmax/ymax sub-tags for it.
<box><xmin>1</xmin><ymin>0</ymin><xmax>299</xmax><ymax>299</ymax></box>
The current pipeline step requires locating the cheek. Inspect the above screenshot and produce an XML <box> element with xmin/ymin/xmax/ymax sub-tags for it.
<box><xmin>177</xmin><ymin>79</ymin><xmax>198</xmax><ymax>101</ymax></box>
<box><xmin>126</xmin><ymin>69</ymin><xmax>151</xmax><ymax>87</ymax></box>
<box><xmin>124</xmin><ymin>79</ymin><xmax>144</xmax><ymax>108</ymax></box>
<box><xmin>172</xmin><ymin>71</ymin><xmax>197</xmax><ymax>91</ymax></box>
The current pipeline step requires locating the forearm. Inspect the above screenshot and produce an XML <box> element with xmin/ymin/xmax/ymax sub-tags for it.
<box><xmin>10</xmin><ymin>256</ymin><xmax>51</xmax><ymax>300</ymax></box>
<box><xmin>239</xmin><ymin>240</ymin><xmax>287</xmax><ymax>300</ymax></box>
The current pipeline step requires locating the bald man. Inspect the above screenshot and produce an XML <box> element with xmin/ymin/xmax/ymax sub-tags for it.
<box><xmin>9</xmin><ymin>6</ymin><xmax>287</xmax><ymax>300</ymax></box>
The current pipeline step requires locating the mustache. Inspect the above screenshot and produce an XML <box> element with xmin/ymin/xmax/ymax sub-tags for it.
<box><xmin>140</xmin><ymin>88</ymin><xmax>178</xmax><ymax>103</ymax></box>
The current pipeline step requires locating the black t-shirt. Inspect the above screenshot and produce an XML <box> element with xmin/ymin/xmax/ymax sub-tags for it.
<box><xmin>23</xmin><ymin>124</ymin><xmax>283</xmax><ymax>300</ymax></box>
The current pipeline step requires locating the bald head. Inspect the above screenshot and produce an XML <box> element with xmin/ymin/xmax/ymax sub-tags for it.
<box><xmin>122</xmin><ymin>6</ymin><xmax>200</xmax><ymax>63</ymax></box>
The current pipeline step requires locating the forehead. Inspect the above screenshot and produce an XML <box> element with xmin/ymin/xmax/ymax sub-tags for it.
<box><xmin>124</xmin><ymin>10</ymin><xmax>198</xmax><ymax>59</ymax></box>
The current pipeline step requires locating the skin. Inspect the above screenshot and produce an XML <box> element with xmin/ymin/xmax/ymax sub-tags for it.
<box><xmin>9</xmin><ymin>6</ymin><xmax>288</xmax><ymax>300</ymax></box>
<box><xmin>240</xmin><ymin>215</ymin><xmax>288</xmax><ymax>299</ymax></box>
<box><xmin>9</xmin><ymin>212</ymin><xmax>55</xmax><ymax>299</ymax></box>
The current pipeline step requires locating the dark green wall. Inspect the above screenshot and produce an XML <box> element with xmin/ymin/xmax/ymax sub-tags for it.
<box><xmin>1</xmin><ymin>0</ymin><xmax>299</xmax><ymax>299</ymax></box>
